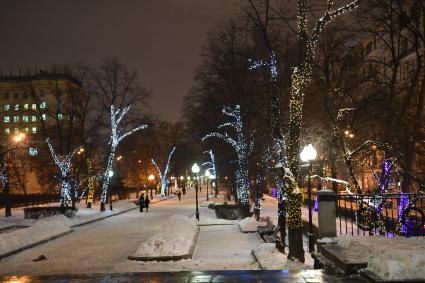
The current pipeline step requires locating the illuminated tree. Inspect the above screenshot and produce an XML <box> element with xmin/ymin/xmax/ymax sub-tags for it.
<box><xmin>46</xmin><ymin>138</ymin><xmax>80</xmax><ymax>208</ymax></box>
<box><xmin>202</xmin><ymin>105</ymin><xmax>253</xmax><ymax>205</ymax></box>
<box><xmin>284</xmin><ymin>0</ymin><xmax>362</xmax><ymax>262</ymax></box>
<box><xmin>151</xmin><ymin>146</ymin><xmax>176</xmax><ymax>196</ymax></box>
<box><xmin>100</xmin><ymin>105</ymin><xmax>147</xmax><ymax>211</ymax></box>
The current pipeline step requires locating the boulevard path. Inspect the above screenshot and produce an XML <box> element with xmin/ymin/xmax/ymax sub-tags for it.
<box><xmin>0</xmin><ymin>189</ymin><xmax>261</xmax><ymax>275</ymax></box>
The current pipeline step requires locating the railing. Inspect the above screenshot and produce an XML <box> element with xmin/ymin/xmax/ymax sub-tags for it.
<box><xmin>0</xmin><ymin>193</ymin><xmax>60</xmax><ymax>209</ymax></box>
<box><xmin>336</xmin><ymin>193</ymin><xmax>425</xmax><ymax>237</ymax></box>
<box><xmin>0</xmin><ymin>187</ymin><xmax>140</xmax><ymax>209</ymax></box>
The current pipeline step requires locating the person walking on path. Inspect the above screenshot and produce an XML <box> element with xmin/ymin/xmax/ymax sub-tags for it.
<box><xmin>139</xmin><ymin>194</ymin><xmax>145</xmax><ymax>212</ymax></box>
<box><xmin>145</xmin><ymin>195</ymin><xmax>150</xmax><ymax>212</ymax></box>
<box><xmin>177</xmin><ymin>190</ymin><xmax>182</xmax><ymax>202</ymax></box>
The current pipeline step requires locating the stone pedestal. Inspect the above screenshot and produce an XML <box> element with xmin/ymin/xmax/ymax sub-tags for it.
<box><xmin>317</xmin><ymin>190</ymin><xmax>336</xmax><ymax>238</ymax></box>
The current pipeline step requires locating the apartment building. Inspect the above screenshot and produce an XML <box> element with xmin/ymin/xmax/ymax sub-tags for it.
<box><xmin>0</xmin><ymin>70</ymin><xmax>83</xmax><ymax>193</ymax></box>
<box><xmin>0</xmin><ymin>71</ymin><xmax>82</xmax><ymax>138</ymax></box>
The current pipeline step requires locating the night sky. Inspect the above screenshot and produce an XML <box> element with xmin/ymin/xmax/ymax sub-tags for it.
<box><xmin>0</xmin><ymin>0</ymin><xmax>240</xmax><ymax>122</ymax></box>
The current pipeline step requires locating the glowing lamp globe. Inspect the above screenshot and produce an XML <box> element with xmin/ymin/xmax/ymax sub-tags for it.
<box><xmin>191</xmin><ymin>163</ymin><xmax>200</xmax><ymax>174</ymax></box>
<box><xmin>300</xmin><ymin>144</ymin><xmax>317</xmax><ymax>162</ymax></box>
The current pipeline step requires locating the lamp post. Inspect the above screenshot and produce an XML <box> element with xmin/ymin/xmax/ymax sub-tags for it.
<box><xmin>301</xmin><ymin>144</ymin><xmax>317</xmax><ymax>253</ymax></box>
<box><xmin>205</xmin><ymin>170</ymin><xmax>210</xmax><ymax>201</ymax></box>
<box><xmin>148</xmin><ymin>174</ymin><xmax>155</xmax><ymax>199</ymax></box>
<box><xmin>192</xmin><ymin>163</ymin><xmax>200</xmax><ymax>221</ymax></box>
<box><xmin>1</xmin><ymin>133</ymin><xmax>26</xmax><ymax>217</ymax></box>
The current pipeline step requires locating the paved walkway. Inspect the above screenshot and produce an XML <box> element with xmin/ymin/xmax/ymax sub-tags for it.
<box><xmin>0</xmin><ymin>270</ymin><xmax>367</xmax><ymax>282</ymax></box>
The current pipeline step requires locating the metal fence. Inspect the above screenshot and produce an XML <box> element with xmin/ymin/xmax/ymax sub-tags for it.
<box><xmin>336</xmin><ymin>193</ymin><xmax>425</xmax><ymax>237</ymax></box>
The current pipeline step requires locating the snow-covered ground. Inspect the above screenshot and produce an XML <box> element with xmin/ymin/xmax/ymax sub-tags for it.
<box><xmin>238</xmin><ymin>216</ymin><xmax>267</xmax><ymax>232</ymax></box>
<box><xmin>321</xmin><ymin>236</ymin><xmax>425</xmax><ymax>280</ymax></box>
<box><xmin>131</xmin><ymin>215</ymin><xmax>197</xmax><ymax>258</ymax></box>
<box><xmin>0</xmin><ymin>215</ymin><xmax>72</xmax><ymax>258</ymax></box>
<box><xmin>253</xmin><ymin>243</ymin><xmax>314</xmax><ymax>270</ymax></box>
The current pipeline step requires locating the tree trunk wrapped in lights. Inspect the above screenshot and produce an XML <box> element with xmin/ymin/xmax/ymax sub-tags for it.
<box><xmin>100</xmin><ymin>105</ymin><xmax>147</xmax><ymax>211</ymax></box>
<box><xmin>203</xmin><ymin>150</ymin><xmax>217</xmax><ymax>196</ymax></box>
<box><xmin>285</xmin><ymin>0</ymin><xmax>362</xmax><ymax>262</ymax></box>
<box><xmin>151</xmin><ymin>146</ymin><xmax>176</xmax><ymax>196</ymax></box>
<box><xmin>202</xmin><ymin>105</ymin><xmax>253</xmax><ymax>206</ymax></box>
<box><xmin>46</xmin><ymin>138</ymin><xmax>80</xmax><ymax>208</ymax></box>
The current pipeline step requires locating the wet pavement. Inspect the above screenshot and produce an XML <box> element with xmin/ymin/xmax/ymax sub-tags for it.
<box><xmin>0</xmin><ymin>270</ymin><xmax>367</xmax><ymax>282</ymax></box>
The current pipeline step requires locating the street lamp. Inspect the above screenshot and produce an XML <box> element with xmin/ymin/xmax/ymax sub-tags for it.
<box><xmin>2</xmin><ymin>133</ymin><xmax>27</xmax><ymax>217</ymax></box>
<box><xmin>301</xmin><ymin>144</ymin><xmax>317</xmax><ymax>253</ymax></box>
<box><xmin>205</xmin><ymin>170</ymin><xmax>210</xmax><ymax>201</ymax></box>
<box><xmin>148</xmin><ymin>174</ymin><xmax>155</xmax><ymax>199</ymax></box>
<box><xmin>192</xmin><ymin>163</ymin><xmax>200</xmax><ymax>221</ymax></box>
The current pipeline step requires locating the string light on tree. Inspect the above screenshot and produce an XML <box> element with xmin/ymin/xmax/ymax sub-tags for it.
<box><xmin>46</xmin><ymin>138</ymin><xmax>81</xmax><ymax>207</ymax></box>
<box><xmin>202</xmin><ymin>105</ymin><xmax>253</xmax><ymax>205</ymax></box>
<box><xmin>100</xmin><ymin>105</ymin><xmax>147</xmax><ymax>211</ymax></box>
<box><xmin>151</xmin><ymin>146</ymin><xmax>176</xmax><ymax>196</ymax></box>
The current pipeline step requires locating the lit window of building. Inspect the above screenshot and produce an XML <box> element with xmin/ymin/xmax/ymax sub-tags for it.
<box><xmin>3</xmin><ymin>116</ymin><xmax>10</xmax><ymax>123</ymax></box>
<box><xmin>32</xmin><ymin>127</ymin><xmax>37</xmax><ymax>134</ymax></box>
<box><xmin>13</xmin><ymin>116</ymin><xmax>19</xmax><ymax>123</ymax></box>
<box><xmin>31</xmin><ymin>116</ymin><xmax>37</xmax><ymax>122</ymax></box>
<box><xmin>14</xmin><ymin>128</ymin><xmax>19</xmax><ymax>133</ymax></box>
<box><xmin>40</xmin><ymin>102</ymin><xmax>47</xmax><ymax>109</ymax></box>
<box><xmin>42</xmin><ymin>114</ymin><xmax>47</xmax><ymax>120</ymax></box>
<box><xmin>32</xmin><ymin>104</ymin><xmax>37</xmax><ymax>110</ymax></box>
<box><xmin>14</xmin><ymin>104</ymin><xmax>19</xmax><ymax>111</ymax></box>
<box><xmin>4</xmin><ymin>104</ymin><xmax>10</xmax><ymax>111</ymax></box>
<box><xmin>4</xmin><ymin>128</ymin><xmax>10</xmax><ymax>134</ymax></box>
<box><xmin>24</xmin><ymin>104</ymin><xmax>29</xmax><ymax>110</ymax></box>
<box><xmin>23</xmin><ymin>115</ymin><xmax>29</xmax><ymax>122</ymax></box>
<box><xmin>24</xmin><ymin>127</ymin><xmax>29</xmax><ymax>133</ymax></box>
<box><xmin>58</xmin><ymin>113</ymin><xmax>63</xmax><ymax>120</ymax></box>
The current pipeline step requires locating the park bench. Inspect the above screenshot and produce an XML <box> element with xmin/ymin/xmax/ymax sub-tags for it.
<box><xmin>257</xmin><ymin>219</ymin><xmax>275</xmax><ymax>235</ymax></box>
<box><xmin>262</xmin><ymin>227</ymin><xmax>279</xmax><ymax>243</ymax></box>
<box><xmin>257</xmin><ymin>219</ymin><xmax>279</xmax><ymax>242</ymax></box>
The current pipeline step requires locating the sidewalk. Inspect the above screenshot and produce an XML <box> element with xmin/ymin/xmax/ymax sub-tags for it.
<box><xmin>0</xmin><ymin>195</ymin><xmax>175</xmax><ymax>260</ymax></box>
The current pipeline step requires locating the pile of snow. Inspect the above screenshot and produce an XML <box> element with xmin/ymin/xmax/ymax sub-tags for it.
<box><xmin>326</xmin><ymin>236</ymin><xmax>425</xmax><ymax>280</ymax></box>
<box><xmin>252</xmin><ymin>243</ymin><xmax>313</xmax><ymax>270</ymax></box>
<box><xmin>132</xmin><ymin>215</ymin><xmax>198</xmax><ymax>257</ymax></box>
<box><xmin>238</xmin><ymin>216</ymin><xmax>267</xmax><ymax>232</ymax></box>
<box><xmin>0</xmin><ymin>215</ymin><xmax>72</xmax><ymax>257</ymax></box>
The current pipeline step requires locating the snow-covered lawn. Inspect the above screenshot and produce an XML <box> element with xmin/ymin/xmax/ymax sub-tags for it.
<box><xmin>321</xmin><ymin>236</ymin><xmax>425</xmax><ymax>281</ymax></box>
<box><xmin>130</xmin><ymin>215</ymin><xmax>198</xmax><ymax>258</ymax></box>
<box><xmin>0</xmin><ymin>215</ymin><xmax>72</xmax><ymax>258</ymax></box>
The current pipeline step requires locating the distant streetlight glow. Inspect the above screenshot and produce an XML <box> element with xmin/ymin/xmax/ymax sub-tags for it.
<box><xmin>13</xmin><ymin>132</ymin><xmax>25</xmax><ymax>143</ymax></box>
<box><xmin>148</xmin><ymin>174</ymin><xmax>155</xmax><ymax>181</ymax></box>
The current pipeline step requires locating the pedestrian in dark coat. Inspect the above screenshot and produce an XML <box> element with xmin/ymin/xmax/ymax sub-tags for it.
<box><xmin>145</xmin><ymin>195</ymin><xmax>150</xmax><ymax>212</ymax></box>
<box><xmin>177</xmin><ymin>191</ymin><xmax>182</xmax><ymax>202</ymax></box>
<box><xmin>139</xmin><ymin>194</ymin><xmax>145</xmax><ymax>212</ymax></box>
